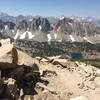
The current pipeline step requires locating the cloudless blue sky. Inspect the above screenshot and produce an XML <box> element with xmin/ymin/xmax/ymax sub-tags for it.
<box><xmin>0</xmin><ymin>0</ymin><xmax>100</xmax><ymax>17</ymax></box>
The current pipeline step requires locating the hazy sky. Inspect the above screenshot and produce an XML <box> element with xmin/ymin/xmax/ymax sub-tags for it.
<box><xmin>0</xmin><ymin>0</ymin><xmax>100</xmax><ymax>17</ymax></box>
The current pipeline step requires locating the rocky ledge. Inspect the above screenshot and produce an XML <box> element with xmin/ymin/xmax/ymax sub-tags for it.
<box><xmin>0</xmin><ymin>39</ymin><xmax>100</xmax><ymax>100</ymax></box>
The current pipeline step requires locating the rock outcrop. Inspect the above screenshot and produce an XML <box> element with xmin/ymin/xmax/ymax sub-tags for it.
<box><xmin>0</xmin><ymin>39</ymin><xmax>41</xmax><ymax>99</ymax></box>
<box><xmin>0</xmin><ymin>38</ymin><xmax>100</xmax><ymax>99</ymax></box>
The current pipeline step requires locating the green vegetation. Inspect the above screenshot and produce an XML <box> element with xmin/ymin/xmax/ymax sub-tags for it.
<box><xmin>79</xmin><ymin>58</ymin><xmax>100</xmax><ymax>69</ymax></box>
<box><xmin>15</xmin><ymin>40</ymin><xmax>100</xmax><ymax>69</ymax></box>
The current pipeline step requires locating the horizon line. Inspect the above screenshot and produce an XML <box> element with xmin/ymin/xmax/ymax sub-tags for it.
<box><xmin>0</xmin><ymin>11</ymin><xmax>100</xmax><ymax>19</ymax></box>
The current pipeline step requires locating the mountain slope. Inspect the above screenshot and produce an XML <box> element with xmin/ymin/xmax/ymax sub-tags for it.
<box><xmin>0</xmin><ymin>13</ymin><xmax>100</xmax><ymax>43</ymax></box>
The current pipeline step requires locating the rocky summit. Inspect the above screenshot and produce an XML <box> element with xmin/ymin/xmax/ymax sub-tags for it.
<box><xmin>0</xmin><ymin>13</ymin><xmax>100</xmax><ymax>43</ymax></box>
<box><xmin>0</xmin><ymin>38</ymin><xmax>100</xmax><ymax>100</ymax></box>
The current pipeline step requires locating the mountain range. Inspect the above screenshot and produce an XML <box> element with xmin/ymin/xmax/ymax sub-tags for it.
<box><xmin>0</xmin><ymin>12</ymin><xmax>100</xmax><ymax>43</ymax></box>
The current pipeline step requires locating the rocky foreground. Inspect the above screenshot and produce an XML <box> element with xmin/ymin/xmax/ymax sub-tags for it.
<box><xmin>0</xmin><ymin>39</ymin><xmax>100</xmax><ymax>100</ymax></box>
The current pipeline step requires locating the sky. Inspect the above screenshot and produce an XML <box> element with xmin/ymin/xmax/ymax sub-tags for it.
<box><xmin>0</xmin><ymin>0</ymin><xmax>100</xmax><ymax>17</ymax></box>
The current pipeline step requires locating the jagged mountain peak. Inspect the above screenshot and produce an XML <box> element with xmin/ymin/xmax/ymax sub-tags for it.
<box><xmin>0</xmin><ymin>12</ymin><xmax>100</xmax><ymax>43</ymax></box>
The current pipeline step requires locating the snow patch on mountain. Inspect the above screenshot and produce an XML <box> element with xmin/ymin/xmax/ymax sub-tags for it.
<box><xmin>39</xmin><ymin>25</ymin><xmax>42</xmax><ymax>30</ymax></box>
<box><xmin>54</xmin><ymin>33</ymin><xmax>57</xmax><ymax>39</ymax></box>
<box><xmin>14</xmin><ymin>30</ymin><xmax>20</xmax><ymax>40</ymax></box>
<box><xmin>28</xmin><ymin>32</ymin><xmax>35</xmax><ymax>39</ymax></box>
<box><xmin>69</xmin><ymin>35</ymin><xmax>76</xmax><ymax>42</ymax></box>
<box><xmin>60</xmin><ymin>16</ymin><xmax>65</xmax><ymax>20</ymax></box>
<box><xmin>68</xmin><ymin>22</ymin><xmax>73</xmax><ymax>26</ymax></box>
<box><xmin>83</xmin><ymin>37</ymin><xmax>94</xmax><ymax>44</ymax></box>
<box><xmin>47</xmin><ymin>34</ymin><xmax>51</xmax><ymax>42</ymax></box>
<box><xmin>20</xmin><ymin>31</ymin><xmax>34</xmax><ymax>39</ymax></box>
<box><xmin>12</xmin><ymin>30</ymin><xmax>14</xmax><ymax>33</ymax></box>
<box><xmin>5</xmin><ymin>25</ymin><xmax>8</xmax><ymax>30</ymax></box>
<box><xmin>14</xmin><ymin>30</ymin><xmax>35</xmax><ymax>40</ymax></box>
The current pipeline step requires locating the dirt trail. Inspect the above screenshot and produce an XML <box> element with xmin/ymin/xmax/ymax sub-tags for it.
<box><xmin>37</xmin><ymin>59</ymin><xmax>100</xmax><ymax>100</ymax></box>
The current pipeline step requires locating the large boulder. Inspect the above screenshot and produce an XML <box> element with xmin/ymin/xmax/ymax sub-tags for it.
<box><xmin>0</xmin><ymin>38</ymin><xmax>42</xmax><ymax>99</ymax></box>
<box><xmin>0</xmin><ymin>38</ymin><xmax>36</xmax><ymax>69</ymax></box>
<box><xmin>0</xmin><ymin>39</ymin><xmax>13</xmax><ymax>64</ymax></box>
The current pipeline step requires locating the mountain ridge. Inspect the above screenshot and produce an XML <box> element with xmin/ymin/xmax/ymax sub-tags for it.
<box><xmin>0</xmin><ymin>12</ymin><xmax>100</xmax><ymax>43</ymax></box>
